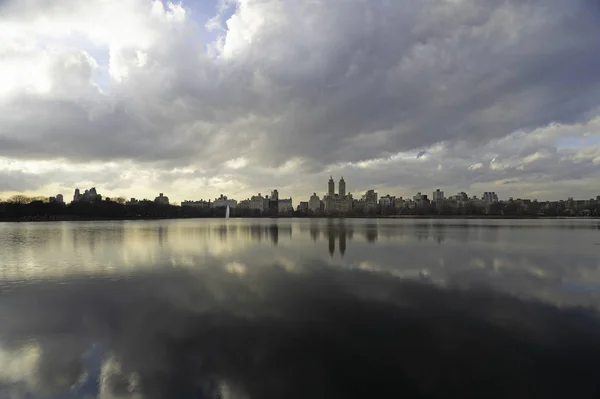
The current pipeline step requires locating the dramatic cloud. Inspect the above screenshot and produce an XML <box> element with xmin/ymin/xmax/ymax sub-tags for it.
<box><xmin>1</xmin><ymin>0</ymin><xmax>599</xmax><ymax>201</ymax></box>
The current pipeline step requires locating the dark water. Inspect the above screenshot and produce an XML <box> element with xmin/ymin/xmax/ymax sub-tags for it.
<box><xmin>1</xmin><ymin>218</ymin><xmax>600</xmax><ymax>398</ymax></box>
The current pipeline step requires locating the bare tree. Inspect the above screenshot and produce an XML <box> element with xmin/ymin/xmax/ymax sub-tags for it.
<box><xmin>8</xmin><ymin>195</ymin><xmax>34</xmax><ymax>204</ymax></box>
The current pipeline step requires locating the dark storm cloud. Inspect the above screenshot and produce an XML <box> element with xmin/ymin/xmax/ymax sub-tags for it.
<box><xmin>2</xmin><ymin>265</ymin><xmax>600</xmax><ymax>398</ymax></box>
<box><xmin>1</xmin><ymin>0</ymin><xmax>600</xmax><ymax>171</ymax></box>
<box><xmin>216</xmin><ymin>0</ymin><xmax>600</xmax><ymax>165</ymax></box>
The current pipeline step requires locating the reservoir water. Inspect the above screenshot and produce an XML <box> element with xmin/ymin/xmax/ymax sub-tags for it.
<box><xmin>1</xmin><ymin>218</ymin><xmax>600</xmax><ymax>398</ymax></box>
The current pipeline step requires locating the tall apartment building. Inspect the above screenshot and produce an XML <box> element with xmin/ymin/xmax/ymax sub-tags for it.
<box><xmin>379</xmin><ymin>194</ymin><xmax>395</xmax><ymax>208</ymax></box>
<box><xmin>482</xmin><ymin>192</ymin><xmax>499</xmax><ymax>203</ymax></box>
<box><xmin>362</xmin><ymin>189</ymin><xmax>378</xmax><ymax>211</ymax></box>
<box><xmin>324</xmin><ymin>177</ymin><xmax>353</xmax><ymax>213</ymax></box>
<box><xmin>213</xmin><ymin>194</ymin><xmax>237</xmax><ymax>208</ymax></box>
<box><xmin>155</xmin><ymin>193</ymin><xmax>170</xmax><ymax>205</ymax></box>
<box><xmin>309</xmin><ymin>193</ymin><xmax>321</xmax><ymax>213</ymax></box>
<box><xmin>250</xmin><ymin>193</ymin><xmax>266</xmax><ymax>212</ymax></box>
<box><xmin>73</xmin><ymin>187</ymin><xmax>101</xmax><ymax>203</ymax></box>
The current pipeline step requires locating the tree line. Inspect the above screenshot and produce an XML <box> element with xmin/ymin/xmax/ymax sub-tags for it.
<box><xmin>0</xmin><ymin>196</ymin><xmax>283</xmax><ymax>221</ymax></box>
<box><xmin>1</xmin><ymin>195</ymin><xmax>598</xmax><ymax>221</ymax></box>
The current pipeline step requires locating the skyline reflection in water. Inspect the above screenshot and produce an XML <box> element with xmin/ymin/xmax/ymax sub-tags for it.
<box><xmin>1</xmin><ymin>218</ymin><xmax>599</xmax><ymax>307</ymax></box>
<box><xmin>1</xmin><ymin>218</ymin><xmax>600</xmax><ymax>398</ymax></box>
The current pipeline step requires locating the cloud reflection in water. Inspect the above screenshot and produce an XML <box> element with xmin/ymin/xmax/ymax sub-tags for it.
<box><xmin>1</xmin><ymin>264</ymin><xmax>600</xmax><ymax>398</ymax></box>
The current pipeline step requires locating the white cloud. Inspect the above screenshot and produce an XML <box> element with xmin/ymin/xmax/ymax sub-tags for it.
<box><xmin>0</xmin><ymin>344</ymin><xmax>41</xmax><ymax>388</ymax></box>
<box><xmin>225</xmin><ymin>157</ymin><xmax>249</xmax><ymax>170</ymax></box>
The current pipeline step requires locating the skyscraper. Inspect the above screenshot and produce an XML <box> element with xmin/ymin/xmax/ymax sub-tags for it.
<box><xmin>324</xmin><ymin>177</ymin><xmax>353</xmax><ymax>214</ymax></box>
<box><xmin>339</xmin><ymin>176</ymin><xmax>346</xmax><ymax>197</ymax></box>
<box><xmin>328</xmin><ymin>176</ymin><xmax>335</xmax><ymax>196</ymax></box>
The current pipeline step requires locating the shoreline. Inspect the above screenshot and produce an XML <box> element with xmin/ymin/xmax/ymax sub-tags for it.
<box><xmin>0</xmin><ymin>215</ymin><xmax>595</xmax><ymax>223</ymax></box>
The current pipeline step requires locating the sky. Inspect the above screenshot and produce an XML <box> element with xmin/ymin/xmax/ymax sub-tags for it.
<box><xmin>0</xmin><ymin>0</ymin><xmax>600</xmax><ymax>203</ymax></box>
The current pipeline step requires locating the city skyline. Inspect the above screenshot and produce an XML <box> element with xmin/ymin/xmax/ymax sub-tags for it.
<box><xmin>4</xmin><ymin>175</ymin><xmax>599</xmax><ymax>208</ymax></box>
<box><xmin>1</xmin><ymin>0</ymin><xmax>600</xmax><ymax>202</ymax></box>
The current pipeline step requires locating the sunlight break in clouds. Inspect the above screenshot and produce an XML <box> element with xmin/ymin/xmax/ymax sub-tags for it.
<box><xmin>0</xmin><ymin>0</ymin><xmax>599</xmax><ymax>202</ymax></box>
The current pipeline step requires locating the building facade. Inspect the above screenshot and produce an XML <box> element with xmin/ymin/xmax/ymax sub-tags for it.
<box><xmin>250</xmin><ymin>194</ymin><xmax>267</xmax><ymax>212</ymax></box>
<box><xmin>309</xmin><ymin>193</ymin><xmax>321</xmax><ymax>213</ymax></box>
<box><xmin>73</xmin><ymin>187</ymin><xmax>101</xmax><ymax>203</ymax></box>
<box><xmin>379</xmin><ymin>194</ymin><xmax>395</xmax><ymax>208</ymax></box>
<box><xmin>297</xmin><ymin>201</ymin><xmax>309</xmax><ymax>212</ymax></box>
<box><xmin>49</xmin><ymin>194</ymin><xmax>64</xmax><ymax>204</ymax></box>
<box><xmin>324</xmin><ymin>177</ymin><xmax>353</xmax><ymax>214</ymax></box>
<box><xmin>362</xmin><ymin>189</ymin><xmax>378</xmax><ymax>211</ymax></box>
<box><xmin>155</xmin><ymin>193</ymin><xmax>170</xmax><ymax>205</ymax></box>
<box><xmin>213</xmin><ymin>194</ymin><xmax>237</xmax><ymax>208</ymax></box>
<box><xmin>482</xmin><ymin>192</ymin><xmax>499</xmax><ymax>203</ymax></box>
<box><xmin>182</xmin><ymin>200</ymin><xmax>211</xmax><ymax>208</ymax></box>
<box><xmin>278</xmin><ymin>198</ymin><xmax>293</xmax><ymax>214</ymax></box>
<box><xmin>413</xmin><ymin>192</ymin><xmax>429</xmax><ymax>206</ymax></box>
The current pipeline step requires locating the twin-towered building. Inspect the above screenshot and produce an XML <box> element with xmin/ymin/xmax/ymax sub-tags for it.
<box><xmin>323</xmin><ymin>176</ymin><xmax>353</xmax><ymax>214</ymax></box>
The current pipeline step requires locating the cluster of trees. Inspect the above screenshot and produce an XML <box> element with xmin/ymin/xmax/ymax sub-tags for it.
<box><xmin>0</xmin><ymin>196</ymin><xmax>174</xmax><ymax>220</ymax></box>
<box><xmin>0</xmin><ymin>196</ymin><xmax>288</xmax><ymax>221</ymax></box>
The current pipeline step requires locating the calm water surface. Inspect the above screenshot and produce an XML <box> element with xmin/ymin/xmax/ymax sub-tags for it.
<box><xmin>1</xmin><ymin>218</ymin><xmax>600</xmax><ymax>398</ymax></box>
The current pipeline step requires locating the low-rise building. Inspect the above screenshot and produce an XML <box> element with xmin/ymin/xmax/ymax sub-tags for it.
<box><xmin>297</xmin><ymin>201</ymin><xmax>309</xmax><ymax>212</ymax></box>
<box><xmin>352</xmin><ymin>199</ymin><xmax>365</xmax><ymax>213</ymax></box>
<box><xmin>469</xmin><ymin>196</ymin><xmax>487</xmax><ymax>209</ymax></box>
<box><xmin>182</xmin><ymin>200</ymin><xmax>211</xmax><ymax>208</ymax></box>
